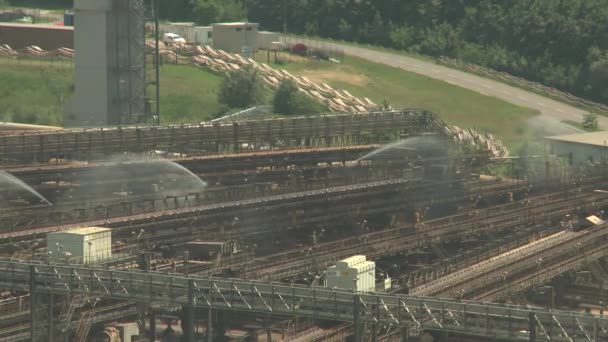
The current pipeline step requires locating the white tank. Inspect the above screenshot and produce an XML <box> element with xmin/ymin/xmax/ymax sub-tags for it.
<box><xmin>326</xmin><ymin>255</ymin><xmax>376</xmax><ymax>292</ymax></box>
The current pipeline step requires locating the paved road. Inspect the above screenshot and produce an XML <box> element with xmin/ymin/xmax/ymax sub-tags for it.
<box><xmin>284</xmin><ymin>37</ymin><xmax>608</xmax><ymax>131</ymax></box>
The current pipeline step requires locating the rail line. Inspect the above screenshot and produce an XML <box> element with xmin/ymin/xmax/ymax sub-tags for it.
<box><xmin>473</xmin><ymin>242</ymin><xmax>608</xmax><ymax>302</ymax></box>
<box><xmin>411</xmin><ymin>222</ymin><xmax>608</xmax><ymax>299</ymax></box>
<box><xmin>199</xmin><ymin>187</ymin><xmax>608</xmax><ymax>281</ymax></box>
<box><xmin>0</xmin><ymin>178</ymin><xmax>531</xmax><ymax>246</ymax></box>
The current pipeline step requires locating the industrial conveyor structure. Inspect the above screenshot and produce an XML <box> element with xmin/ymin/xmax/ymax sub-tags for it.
<box><xmin>411</xmin><ymin>223</ymin><xmax>608</xmax><ymax>302</ymax></box>
<box><xmin>1</xmin><ymin>259</ymin><xmax>607</xmax><ymax>342</ymax></box>
<box><xmin>0</xmin><ymin>110</ymin><xmax>506</xmax><ymax>166</ymax></box>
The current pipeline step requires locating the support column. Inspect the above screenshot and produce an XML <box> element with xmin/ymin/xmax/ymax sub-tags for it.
<box><xmin>529</xmin><ymin>313</ymin><xmax>536</xmax><ymax>342</ymax></box>
<box><xmin>48</xmin><ymin>290</ymin><xmax>54</xmax><ymax>342</ymax></box>
<box><xmin>149</xmin><ymin>310</ymin><xmax>155</xmax><ymax>342</ymax></box>
<box><xmin>216</xmin><ymin>311</ymin><xmax>226</xmax><ymax>342</ymax></box>
<box><xmin>353</xmin><ymin>295</ymin><xmax>361</xmax><ymax>342</ymax></box>
<box><xmin>184</xmin><ymin>280</ymin><xmax>196</xmax><ymax>342</ymax></box>
<box><xmin>400</xmin><ymin>327</ymin><xmax>408</xmax><ymax>341</ymax></box>
<box><xmin>371</xmin><ymin>324</ymin><xmax>377</xmax><ymax>342</ymax></box>
<box><xmin>29</xmin><ymin>265</ymin><xmax>36</xmax><ymax>342</ymax></box>
<box><xmin>207</xmin><ymin>306</ymin><xmax>213</xmax><ymax>342</ymax></box>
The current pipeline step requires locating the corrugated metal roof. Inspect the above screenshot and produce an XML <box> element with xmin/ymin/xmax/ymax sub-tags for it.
<box><xmin>212</xmin><ymin>22</ymin><xmax>259</xmax><ymax>27</ymax></box>
<box><xmin>0</xmin><ymin>23</ymin><xmax>73</xmax><ymax>31</ymax></box>
<box><xmin>547</xmin><ymin>131</ymin><xmax>608</xmax><ymax>147</ymax></box>
<box><xmin>52</xmin><ymin>227</ymin><xmax>110</xmax><ymax>235</ymax></box>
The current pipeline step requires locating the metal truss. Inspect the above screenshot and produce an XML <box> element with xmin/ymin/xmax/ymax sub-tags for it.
<box><xmin>1</xmin><ymin>260</ymin><xmax>607</xmax><ymax>341</ymax></box>
<box><xmin>0</xmin><ymin>110</ymin><xmax>434</xmax><ymax>164</ymax></box>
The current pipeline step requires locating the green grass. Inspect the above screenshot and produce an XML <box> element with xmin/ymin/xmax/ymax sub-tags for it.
<box><xmin>157</xmin><ymin>64</ymin><xmax>223</xmax><ymax>124</ymax></box>
<box><xmin>562</xmin><ymin>120</ymin><xmax>598</xmax><ymax>132</ymax></box>
<box><xmin>0</xmin><ymin>59</ymin><xmax>72</xmax><ymax>125</ymax></box>
<box><xmin>0</xmin><ymin>54</ymin><xmax>541</xmax><ymax>151</ymax></box>
<box><xmin>0</xmin><ymin>60</ymin><xmax>225</xmax><ymax>125</ymax></box>
<box><xmin>269</xmin><ymin>54</ymin><xmax>539</xmax><ymax>149</ymax></box>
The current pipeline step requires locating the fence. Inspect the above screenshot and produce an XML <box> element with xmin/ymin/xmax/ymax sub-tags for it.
<box><xmin>440</xmin><ymin>56</ymin><xmax>608</xmax><ymax>114</ymax></box>
<box><xmin>281</xmin><ymin>35</ymin><xmax>345</xmax><ymax>62</ymax></box>
<box><xmin>281</xmin><ymin>34</ymin><xmax>608</xmax><ymax>114</ymax></box>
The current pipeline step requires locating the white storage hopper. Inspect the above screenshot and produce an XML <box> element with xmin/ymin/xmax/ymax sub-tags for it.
<box><xmin>47</xmin><ymin>227</ymin><xmax>112</xmax><ymax>264</ymax></box>
<box><xmin>326</xmin><ymin>255</ymin><xmax>375</xmax><ymax>293</ymax></box>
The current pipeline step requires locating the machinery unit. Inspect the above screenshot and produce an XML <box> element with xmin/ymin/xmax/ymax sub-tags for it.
<box><xmin>325</xmin><ymin>255</ymin><xmax>376</xmax><ymax>293</ymax></box>
<box><xmin>47</xmin><ymin>227</ymin><xmax>112</xmax><ymax>264</ymax></box>
<box><xmin>114</xmin><ymin>322</ymin><xmax>140</xmax><ymax>342</ymax></box>
<box><xmin>185</xmin><ymin>241</ymin><xmax>239</xmax><ymax>261</ymax></box>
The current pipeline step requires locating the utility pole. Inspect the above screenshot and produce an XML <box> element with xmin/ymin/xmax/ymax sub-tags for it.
<box><xmin>282</xmin><ymin>0</ymin><xmax>287</xmax><ymax>35</ymax></box>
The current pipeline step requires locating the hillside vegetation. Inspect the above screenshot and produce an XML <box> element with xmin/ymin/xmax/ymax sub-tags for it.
<box><xmin>0</xmin><ymin>56</ymin><xmax>538</xmax><ymax>149</ymax></box>
<box><xmin>160</xmin><ymin>0</ymin><xmax>608</xmax><ymax>107</ymax></box>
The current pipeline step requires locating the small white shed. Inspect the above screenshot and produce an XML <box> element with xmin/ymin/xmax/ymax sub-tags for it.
<box><xmin>47</xmin><ymin>227</ymin><xmax>112</xmax><ymax>264</ymax></box>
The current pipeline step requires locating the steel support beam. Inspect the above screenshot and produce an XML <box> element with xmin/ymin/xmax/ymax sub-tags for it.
<box><xmin>4</xmin><ymin>259</ymin><xmax>608</xmax><ymax>342</ymax></box>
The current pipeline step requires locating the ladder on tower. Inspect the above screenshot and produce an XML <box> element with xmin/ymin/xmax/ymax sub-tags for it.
<box><xmin>59</xmin><ymin>295</ymin><xmax>86</xmax><ymax>332</ymax></box>
<box><xmin>74</xmin><ymin>311</ymin><xmax>94</xmax><ymax>342</ymax></box>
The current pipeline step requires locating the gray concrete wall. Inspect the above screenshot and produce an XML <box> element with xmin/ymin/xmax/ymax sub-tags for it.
<box><xmin>68</xmin><ymin>0</ymin><xmax>146</xmax><ymax>127</ymax></box>
<box><xmin>212</xmin><ymin>23</ymin><xmax>259</xmax><ymax>53</ymax></box>
<box><xmin>550</xmin><ymin>141</ymin><xmax>608</xmax><ymax>164</ymax></box>
<box><xmin>67</xmin><ymin>0</ymin><xmax>114</xmax><ymax>127</ymax></box>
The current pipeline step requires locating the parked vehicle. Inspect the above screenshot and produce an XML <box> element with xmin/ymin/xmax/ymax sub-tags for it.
<box><xmin>163</xmin><ymin>33</ymin><xmax>186</xmax><ymax>45</ymax></box>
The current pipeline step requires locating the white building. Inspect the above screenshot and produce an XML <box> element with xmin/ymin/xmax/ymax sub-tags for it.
<box><xmin>47</xmin><ymin>227</ymin><xmax>112</xmax><ymax>264</ymax></box>
<box><xmin>547</xmin><ymin>131</ymin><xmax>608</xmax><ymax>165</ymax></box>
<box><xmin>325</xmin><ymin>255</ymin><xmax>376</xmax><ymax>293</ymax></box>
<box><xmin>159</xmin><ymin>22</ymin><xmax>213</xmax><ymax>45</ymax></box>
<box><xmin>257</xmin><ymin>31</ymin><xmax>280</xmax><ymax>50</ymax></box>
<box><xmin>211</xmin><ymin>22</ymin><xmax>259</xmax><ymax>54</ymax></box>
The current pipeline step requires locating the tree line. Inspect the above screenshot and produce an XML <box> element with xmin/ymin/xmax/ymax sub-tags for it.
<box><xmin>161</xmin><ymin>0</ymin><xmax>608</xmax><ymax>106</ymax></box>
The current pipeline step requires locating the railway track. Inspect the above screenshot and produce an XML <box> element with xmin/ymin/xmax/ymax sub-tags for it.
<box><xmin>2</xmin><ymin>160</ymin><xmax>411</xmax><ymax>219</ymax></box>
<box><xmin>201</xmin><ymin>187</ymin><xmax>608</xmax><ymax>281</ymax></box>
<box><xmin>473</xmin><ymin>241</ymin><xmax>608</xmax><ymax>302</ymax></box>
<box><xmin>0</xmin><ymin>178</ymin><xmax>534</xmax><ymax>259</ymax></box>
<box><xmin>411</xmin><ymin>221</ymin><xmax>608</xmax><ymax>299</ymax></box>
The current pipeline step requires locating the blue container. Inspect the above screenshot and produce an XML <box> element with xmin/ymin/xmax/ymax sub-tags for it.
<box><xmin>63</xmin><ymin>12</ymin><xmax>74</xmax><ymax>26</ymax></box>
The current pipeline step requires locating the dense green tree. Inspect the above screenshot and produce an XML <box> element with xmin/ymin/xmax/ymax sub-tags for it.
<box><xmin>190</xmin><ymin>0</ymin><xmax>245</xmax><ymax>26</ymax></box>
<box><xmin>273</xmin><ymin>79</ymin><xmax>320</xmax><ymax>116</ymax></box>
<box><xmin>583</xmin><ymin>113</ymin><xmax>599</xmax><ymax>132</ymax></box>
<box><xmin>273</xmin><ymin>79</ymin><xmax>299</xmax><ymax>115</ymax></box>
<box><xmin>217</xmin><ymin>68</ymin><xmax>262</xmax><ymax>109</ymax></box>
<box><xmin>152</xmin><ymin>0</ymin><xmax>608</xmax><ymax>105</ymax></box>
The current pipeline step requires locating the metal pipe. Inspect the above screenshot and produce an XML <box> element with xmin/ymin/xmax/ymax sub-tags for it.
<box><xmin>154</xmin><ymin>0</ymin><xmax>160</xmax><ymax>125</ymax></box>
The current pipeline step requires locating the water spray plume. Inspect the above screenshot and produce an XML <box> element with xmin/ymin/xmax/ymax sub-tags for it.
<box><xmin>0</xmin><ymin>171</ymin><xmax>52</xmax><ymax>206</ymax></box>
<box><xmin>61</xmin><ymin>155</ymin><xmax>207</xmax><ymax>204</ymax></box>
<box><xmin>357</xmin><ymin>136</ymin><xmax>445</xmax><ymax>161</ymax></box>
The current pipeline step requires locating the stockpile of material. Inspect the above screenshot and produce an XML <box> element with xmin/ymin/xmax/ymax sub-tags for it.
<box><xmin>443</xmin><ymin>125</ymin><xmax>509</xmax><ymax>158</ymax></box>
<box><xmin>188</xmin><ymin>44</ymin><xmax>379</xmax><ymax>113</ymax></box>
<box><xmin>0</xmin><ymin>44</ymin><xmax>17</xmax><ymax>56</ymax></box>
<box><xmin>0</xmin><ymin>44</ymin><xmax>74</xmax><ymax>59</ymax></box>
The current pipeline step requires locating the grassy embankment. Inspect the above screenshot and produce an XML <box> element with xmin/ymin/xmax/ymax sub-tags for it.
<box><xmin>0</xmin><ymin>54</ymin><xmax>540</xmax><ymax>149</ymax></box>
<box><xmin>0</xmin><ymin>59</ymin><xmax>223</xmax><ymax>125</ymax></box>
<box><xmin>268</xmin><ymin>53</ymin><xmax>539</xmax><ymax>149</ymax></box>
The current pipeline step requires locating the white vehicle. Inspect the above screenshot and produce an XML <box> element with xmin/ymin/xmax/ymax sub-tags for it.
<box><xmin>163</xmin><ymin>33</ymin><xmax>186</xmax><ymax>45</ymax></box>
